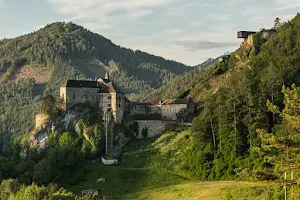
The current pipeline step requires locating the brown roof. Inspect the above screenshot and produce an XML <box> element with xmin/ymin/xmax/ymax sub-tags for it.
<box><xmin>161</xmin><ymin>99</ymin><xmax>177</xmax><ymax>105</ymax></box>
<box><xmin>148</xmin><ymin>100</ymin><xmax>161</xmax><ymax>105</ymax></box>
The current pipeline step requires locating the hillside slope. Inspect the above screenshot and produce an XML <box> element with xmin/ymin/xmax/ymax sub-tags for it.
<box><xmin>127</xmin><ymin>14</ymin><xmax>300</xmax><ymax>191</ymax></box>
<box><xmin>65</xmin><ymin>125</ymin><xmax>279</xmax><ymax>199</ymax></box>
<box><xmin>0</xmin><ymin>22</ymin><xmax>191</xmax><ymax>95</ymax></box>
<box><xmin>136</xmin><ymin>15</ymin><xmax>300</xmax><ymax>102</ymax></box>
<box><xmin>0</xmin><ymin>22</ymin><xmax>190</xmax><ymax>135</ymax></box>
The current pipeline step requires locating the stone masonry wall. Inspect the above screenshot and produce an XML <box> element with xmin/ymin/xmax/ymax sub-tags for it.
<box><xmin>161</xmin><ymin>104</ymin><xmax>187</xmax><ymax>121</ymax></box>
<box><xmin>135</xmin><ymin>120</ymin><xmax>173</xmax><ymax>139</ymax></box>
<box><xmin>35</xmin><ymin>114</ymin><xmax>49</xmax><ymax>129</ymax></box>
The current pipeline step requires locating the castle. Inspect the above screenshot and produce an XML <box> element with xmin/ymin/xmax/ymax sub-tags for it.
<box><xmin>60</xmin><ymin>73</ymin><xmax>125</xmax><ymax>123</ymax></box>
<box><xmin>32</xmin><ymin>73</ymin><xmax>196</xmax><ymax>151</ymax></box>
<box><xmin>60</xmin><ymin>72</ymin><xmax>195</xmax><ymax>125</ymax></box>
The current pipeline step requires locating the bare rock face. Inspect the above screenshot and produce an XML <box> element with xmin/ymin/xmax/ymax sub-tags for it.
<box><xmin>113</xmin><ymin>132</ymin><xmax>131</xmax><ymax>158</ymax></box>
<box><xmin>30</xmin><ymin>106</ymin><xmax>89</xmax><ymax>151</ymax></box>
<box><xmin>235</xmin><ymin>54</ymin><xmax>241</xmax><ymax>60</ymax></box>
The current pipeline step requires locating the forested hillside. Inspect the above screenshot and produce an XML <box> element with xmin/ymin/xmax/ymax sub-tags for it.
<box><xmin>0</xmin><ymin>22</ymin><xmax>190</xmax><ymax>135</ymax></box>
<box><xmin>0</xmin><ymin>22</ymin><xmax>190</xmax><ymax>94</ymax></box>
<box><xmin>125</xmin><ymin>14</ymin><xmax>300</xmax><ymax>199</ymax></box>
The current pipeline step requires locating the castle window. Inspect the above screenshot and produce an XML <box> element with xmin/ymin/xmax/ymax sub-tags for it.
<box><xmin>108</xmin><ymin>104</ymin><xmax>111</xmax><ymax>108</ymax></box>
<box><xmin>108</xmin><ymin>96</ymin><xmax>111</xmax><ymax>100</ymax></box>
<box><xmin>72</xmin><ymin>94</ymin><xmax>76</xmax><ymax>100</ymax></box>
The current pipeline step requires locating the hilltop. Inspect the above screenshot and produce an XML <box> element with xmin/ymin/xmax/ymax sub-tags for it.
<box><xmin>0</xmin><ymin>22</ymin><xmax>191</xmax><ymax>135</ymax></box>
<box><xmin>0</xmin><ymin>22</ymin><xmax>191</xmax><ymax>95</ymax></box>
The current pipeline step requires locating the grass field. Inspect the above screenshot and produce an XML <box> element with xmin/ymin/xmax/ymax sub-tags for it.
<box><xmin>68</xmin><ymin>163</ymin><xmax>188</xmax><ymax>199</ymax></box>
<box><xmin>123</xmin><ymin>181</ymin><xmax>272</xmax><ymax>200</ymax></box>
<box><xmin>68</xmin><ymin>163</ymin><xmax>272</xmax><ymax>200</ymax></box>
<box><xmin>67</xmin><ymin>126</ymin><xmax>278</xmax><ymax>199</ymax></box>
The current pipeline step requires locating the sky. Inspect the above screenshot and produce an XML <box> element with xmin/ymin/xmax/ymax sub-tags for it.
<box><xmin>0</xmin><ymin>0</ymin><xmax>299</xmax><ymax>66</ymax></box>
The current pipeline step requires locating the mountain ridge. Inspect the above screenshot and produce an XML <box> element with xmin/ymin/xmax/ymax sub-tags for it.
<box><xmin>0</xmin><ymin>22</ymin><xmax>191</xmax><ymax>95</ymax></box>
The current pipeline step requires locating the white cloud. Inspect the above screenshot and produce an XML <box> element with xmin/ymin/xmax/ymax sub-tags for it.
<box><xmin>34</xmin><ymin>24</ymin><xmax>46</xmax><ymax>31</ymax></box>
<box><xmin>223</xmin><ymin>0</ymin><xmax>259</xmax><ymax>5</ymax></box>
<box><xmin>103</xmin><ymin>0</ymin><xmax>174</xmax><ymax>10</ymax></box>
<box><xmin>275</xmin><ymin>0</ymin><xmax>300</xmax><ymax>10</ymax></box>
<box><xmin>208</xmin><ymin>13</ymin><xmax>230</xmax><ymax>21</ymax></box>
<box><xmin>45</xmin><ymin>0</ymin><xmax>296</xmax><ymax>66</ymax></box>
<box><xmin>84</xmin><ymin>22</ymin><xmax>112</xmax><ymax>32</ymax></box>
<box><xmin>164</xmin><ymin>28</ymin><xmax>185</xmax><ymax>35</ymax></box>
<box><xmin>253</xmin><ymin>13</ymin><xmax>297</xmax><ymax>29</ymax></box>
<box><xmin>128</xmin><ymin>9</ymin><xmax>153</xmax><ymax>18</ymax></box>
<box><xmin>223</xmin><ymin>0</ymin><xmax>246</xmax><ymax>5</ymax></box>
<box><xmin>176</xmin><ymin>40</ymin><xmax>237</xmax><ymax>51</ymax></box>
<box><xmin>188</xmin><ymin>21</ymin><xmax>202</xmax><ymax>26</ymax></box>
<box><xmin>48</xmin><ymin>0</ymin><xmax>175</xmax><ymax>30</ymax></box>
<box><xmin>0</xmin><ymin>0</ymin><xmax>6</xmax><ymax>8</ymax></box>
<box><xmin>49</xmin><ymin>0</ymin><xmax>173</xmax><ymax>16</ymax></box>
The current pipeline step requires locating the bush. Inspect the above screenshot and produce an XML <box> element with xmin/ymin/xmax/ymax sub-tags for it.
<box><xmin>141</xmin><ymin>127</ymin><xmax>148</xmax><ymax>138</ymax></box>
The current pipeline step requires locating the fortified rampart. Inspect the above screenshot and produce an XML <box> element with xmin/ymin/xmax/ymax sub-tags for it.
<box><xmin>134</xmin><ymin>120</ymin><xmax>173</xmax><ymax>139</ymax></box>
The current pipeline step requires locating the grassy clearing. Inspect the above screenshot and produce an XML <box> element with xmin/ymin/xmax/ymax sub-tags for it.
<box><xmin>124</xmin><ymin>181</ymin><xmax>272</xmax><ymax>200</ymax></box>
<box><xmin>69</xmin><ymin>166</ymin><xmax>271</xmax><ymax>200</ymax></box>
<box><xmin>67</xmin><ymin>125</ymin><xmax>277</xmax><ymax>199</ymax></box>
<box><xmin>68</xmin><ymin>163</ymin><xmax>188</xmax><ymax>199</ymax></box>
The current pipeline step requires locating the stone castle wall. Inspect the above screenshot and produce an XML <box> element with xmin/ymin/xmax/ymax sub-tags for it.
<box><xmin>35</xmin><ymin>114</ymin><xmax>49</xmax><ymax>129</ymax></box>
<box><xmin>134</xmin><ymin>120</ymin><xmax>173</xmax><ymax>139</ymax></box>
<box><xmin>61</xmin><ymin>86</ymin><xmax>125</xmax><ymax>123</ymax></box>
<box><xmin>60</xmin><ymin>87</ymin><xmax>99</xmax><ymax>109</ymax></box>
<box><xmin>161</xmin><ymin>104</ymin><xmax>187</xmax><ymax>121</ymax></box>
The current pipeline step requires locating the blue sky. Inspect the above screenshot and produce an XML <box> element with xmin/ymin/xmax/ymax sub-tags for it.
<box><xmin>0</xmin><ymin>0</ymin><xmax>298</xmax><ymax>65</ymax></box>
